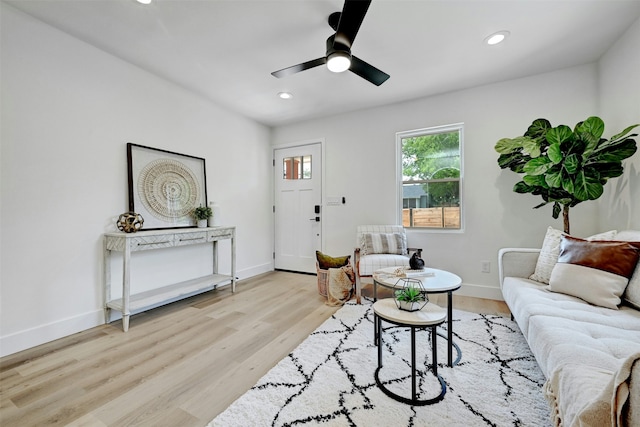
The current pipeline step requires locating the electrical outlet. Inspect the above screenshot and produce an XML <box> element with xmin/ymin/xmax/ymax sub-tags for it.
<box><xmin>481</xmin><ymin>261</ymin><xmax>491</xmax><ymax>273</ymax></box>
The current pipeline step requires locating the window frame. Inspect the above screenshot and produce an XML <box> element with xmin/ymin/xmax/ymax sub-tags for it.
<box><xmin>396</xmin><ymin>123</ymin><xmax>464</xmax><ymax>232</ymax></box>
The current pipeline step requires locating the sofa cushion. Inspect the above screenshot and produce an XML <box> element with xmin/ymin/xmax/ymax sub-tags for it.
<box><xmin>529</xmin><ymin>227</ymin><xmax>616</xmax><ymax>284</ymax></box>
<box><xmin>528</xmin><ymin>313</ymin><xmax>640</xmax><ymax>378</ymax></box>
<box><xmin>615</xmin><ymin>230</ymin><xmax>640</xmax><ymax>309</ymax></box>
<box><xmin>361</xmin><ymin>232</ymin><xmax>406</xmax><ymax>255</ymax></box>
<box><xmin>548</xmin><ymin>235</ymin><xmax>640</xmax><ymax>309</ymax></box>
<box><xmin>502</xmin><ymin>277</ymin><xmax>640</xmax><ymax>340</ymax></box>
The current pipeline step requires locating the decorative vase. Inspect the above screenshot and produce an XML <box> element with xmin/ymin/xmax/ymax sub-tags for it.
<box><xmin>409</xmin><ymin>250</ymin><xmax>425</xmax><ymax>270</ymax></box>
<box><xmin>197</xmin><ymin>219</ymin><xmax>208</xmax><ymax>228</ymax></box>
<box><xmin>209</xmin><ymin>201</ymin><xmax>222</xmax><ymax>227</ymax></box>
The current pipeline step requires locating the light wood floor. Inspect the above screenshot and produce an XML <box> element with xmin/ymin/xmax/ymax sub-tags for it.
<box><xmin>0</xmin><ymin>271</ymin><xmax>509</xmax><ymax>427</ymax></box>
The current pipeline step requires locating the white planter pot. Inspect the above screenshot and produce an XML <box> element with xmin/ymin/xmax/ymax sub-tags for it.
<box><xmin>197</xmin><ymin>219</ymin><xmax>208</xmax><ymax>228</ymax></box>
<box><xmin>398</xmin><ymin>300</ymin><xmax>421</xmax><ymax>312</ymax></box>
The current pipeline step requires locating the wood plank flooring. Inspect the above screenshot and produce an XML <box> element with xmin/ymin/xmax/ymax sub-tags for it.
<box><xmin>0</xmin><ymin>271</ymin><xmax>509</xmax><ymax>427</ymax></box>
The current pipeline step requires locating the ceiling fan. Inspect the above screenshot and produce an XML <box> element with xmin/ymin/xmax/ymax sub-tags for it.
<box><xmin>271</xmin><ymin>0</ymin><xmax>390</xmax><ymax>86</ymax></box>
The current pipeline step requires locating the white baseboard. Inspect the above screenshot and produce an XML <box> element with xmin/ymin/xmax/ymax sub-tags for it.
<box><xmin>1</xmin><ymin>263</ymin><xmax>276</xmax><ymax>358</ymax></box>
<box><xmin>237</xmin><ymin>262</ymin><xmax>273</xmax><ymax>280</ymax></box>
<box><xmin>456</xmin><ymin>282</ymin><xmax>505</xmax><ymax>301</ymax></box>
<box><xmin>0</xmin><ymin>310</ymin><xmax>104</xmax><ymax>358</ymax></box>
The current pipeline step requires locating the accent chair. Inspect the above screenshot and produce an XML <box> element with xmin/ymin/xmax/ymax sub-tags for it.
<box><xmin>353</xmin><ymin>225</ymin><xmax>420</xmax><ymax>303</ymax></box>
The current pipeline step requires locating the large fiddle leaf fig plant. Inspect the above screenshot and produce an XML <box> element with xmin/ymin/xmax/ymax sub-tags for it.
<box><xmin>495</xmin><ymin>116</ymin><xmax>638</xmax><ymax>234</ymax></box>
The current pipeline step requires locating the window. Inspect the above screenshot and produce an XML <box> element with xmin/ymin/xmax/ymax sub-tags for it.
<box><xmin>397</xmin><ymin>124</ymin><xmax>463</xmax><ymax>230</ymax></box>
<box><xmin>283</xmin><ymin>155</ymin><xmax>311</xmax><ymax>180</ymax></box>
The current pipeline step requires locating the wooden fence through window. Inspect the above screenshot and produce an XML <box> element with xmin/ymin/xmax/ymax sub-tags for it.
<box><xmin>402</xmin><ymin>207</ymin><xmax>460</xmax><ymax>229</ymax></box>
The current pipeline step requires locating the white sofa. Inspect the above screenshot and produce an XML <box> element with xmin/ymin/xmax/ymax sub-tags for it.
<box><xmin>499</xmin><ymin>229</ymin><xmax>640</xmax><ymax>427</ymax></box>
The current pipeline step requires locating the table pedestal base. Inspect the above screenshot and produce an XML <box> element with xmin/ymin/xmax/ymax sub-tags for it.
<box><xmin>374</xmin><ymin>308</ymin><xmax>446</xmax><ymax>405</ymax></box>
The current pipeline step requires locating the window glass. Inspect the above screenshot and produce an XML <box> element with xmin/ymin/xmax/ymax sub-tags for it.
<box><xmin>397</xmin><ymin>124</ymin><xmax>463</xmax><ymax>229</ymax></box>
<box><xmin>283</xmin><ymin>155</ymin><xmax>312</xmax><ymax>180</ymax></box>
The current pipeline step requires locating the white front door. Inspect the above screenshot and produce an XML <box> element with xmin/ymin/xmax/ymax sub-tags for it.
<box><xmin>274</xmin><ymin>143</ymin><xmax>322</xmax><ymax>273</ymax></box>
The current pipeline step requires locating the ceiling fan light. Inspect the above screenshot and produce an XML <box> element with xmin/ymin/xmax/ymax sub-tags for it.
<box><xmin>327</xmin><ymin>51</ymin><xmax>351</xmax><ymax>73</ymax></box>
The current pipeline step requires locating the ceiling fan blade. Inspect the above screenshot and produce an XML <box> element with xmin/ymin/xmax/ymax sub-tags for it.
<box><xmin>349</xmin><ymin>55</ymin><xmax>390</xmax><ymax>86</ymax></box>
<box><xmin>271</xmin><ymin>57</ymin><xmax>327</xmax><ymax>78</ymax></box>
<box><xmin>334</xmin><ymin>0</ymin><xmax>371</xmax><ymax>48</ymax></box>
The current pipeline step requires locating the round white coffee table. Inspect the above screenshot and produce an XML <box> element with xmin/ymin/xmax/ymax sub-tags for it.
<box><xmin>373</xmin><ymin>298</ymin><xmax>447</xmax><ymax>405</ymax></box>
<box><xmin>373</xmin><ymin>267</ymin><xmax>462</xmax><ymax>366</ymax></box>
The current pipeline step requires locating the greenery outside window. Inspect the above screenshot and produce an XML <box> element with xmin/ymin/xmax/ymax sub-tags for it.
<box><xmin>397</xmin><ymin>123</ymin><xmax>463</xmax><ymax>230</ymax></box>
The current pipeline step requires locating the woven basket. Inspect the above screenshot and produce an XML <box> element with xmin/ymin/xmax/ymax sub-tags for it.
<box><xmin>316</xmin><ymin>263</ymin><xmax>329</xmax><ymax>297</ymax></box>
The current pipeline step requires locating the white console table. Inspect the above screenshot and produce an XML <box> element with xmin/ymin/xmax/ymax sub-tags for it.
<box><xmin>103</xmin><ymin>226</ymin><xmax>236</xmax><ymax>331</ymax></box>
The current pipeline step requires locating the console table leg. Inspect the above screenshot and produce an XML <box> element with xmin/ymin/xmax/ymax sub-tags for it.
<box><xmin>123</xmin><ymin>315</ymin><xmax>130</xmax><ymax>332</ymax></box>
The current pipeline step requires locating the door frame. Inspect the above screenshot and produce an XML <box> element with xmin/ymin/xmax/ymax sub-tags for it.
<box><xmin>273</xmin><ymin>138</ymin><xmax>325</xmax><ymax>270</ymax></box>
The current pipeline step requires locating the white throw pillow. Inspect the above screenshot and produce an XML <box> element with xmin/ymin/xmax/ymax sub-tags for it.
<box><xmin>548</xmin><ymin>235</ymin><xmax>640</xmax><ymax>309</ymax></box>
<box><xmin>529</xmin><ymin>227</ymin><xmax>617</xmax><ymax>284</ymax></box>
<box><xmin>361</xmin><ymin>232</ymin><xmax>406</xmax><ymax>255</ymax></box>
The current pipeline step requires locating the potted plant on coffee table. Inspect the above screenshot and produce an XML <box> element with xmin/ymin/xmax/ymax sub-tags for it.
<box><xmin>394</xmin><ymin>280</ymin><xmax>428</xmax><ymax>312</ymax></box>
<box><xmin>192</xmin><ymin>205</ymin><xmax>212</xmax><ymax>228</ymax></box>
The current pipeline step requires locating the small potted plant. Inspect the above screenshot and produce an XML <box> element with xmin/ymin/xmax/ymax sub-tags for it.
<box><xmin>394</xmin><ymin>281</ymin><xmax>428</xmax><ymax>312</ymax></box>
<box><xmin>192</xmin><ymin>205</ymin><xmax>212</xmax><ymax>228</ymax></box>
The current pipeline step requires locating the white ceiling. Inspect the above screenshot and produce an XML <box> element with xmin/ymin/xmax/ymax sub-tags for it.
<box><xmin>5</xmin><ymin>0</ymin><xmax>640</xmax><ymax>127</ymax></box>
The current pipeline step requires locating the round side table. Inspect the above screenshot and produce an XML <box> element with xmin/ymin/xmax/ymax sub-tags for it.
<box><xmin>373</xmin><ymin>267</ymin><xmax>462</xmax><ymax>367</ymax></box>
<box><xmin>373</xmin><ymin>298</ymin><xmax>447</xmax><ymax>406</ymax></box>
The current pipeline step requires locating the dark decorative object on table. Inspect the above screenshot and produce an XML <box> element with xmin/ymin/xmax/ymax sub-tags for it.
<box><xmin>409</xmin><ymin>249</ymin><xmax>425</xmax><ymax>270</ymax></box>
<box><xmin>117</xmin><ymin>212</ymin><xmax>144</xmax><ymax>233</ymax></box>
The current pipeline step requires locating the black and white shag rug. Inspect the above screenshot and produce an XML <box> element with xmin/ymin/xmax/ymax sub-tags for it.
<box><xmin>210</xmin><ymin>301</ymin><xmax>551</xmax><ymax>427</ymax></box>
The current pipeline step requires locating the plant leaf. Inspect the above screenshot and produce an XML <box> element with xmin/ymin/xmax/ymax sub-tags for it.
<box><xmin>563</xmin><ymin>153</ymin><xmax>580</xmax><ymax>174</ymax></box>
<box><xmin>524</xmin><ymin>174</ymin><xmax>548</xmax><ymax>187</ymax></box>
<box><xmin>513</xmin><ymin>181</ymin><xmax>533</xmax><ymax>194</ymax></box>
<box><xmin>552</xmin><ymin>202</ymin><xmax>561</xmax><ymax>219</ymax></box>
<box><xmin>523</xmin><ymin>157</ymin><xmax>552</xmax><ymax>175</ymax></box>
<box><xmin>575</xmin><ymin>116</ymin><xmax>605</xmax><ymax>147</ymax></box>
<box><xmin>562</xmin><ymin>174</ymin><xmax>575</xmax><ymax>194</ymax></box>
<box><xmin>547</xmin><ymin>143</ymin><xmax>563</xmax><ymax>164</ymax></box>
<box><xmin>592</xmin><ymin>138</ymin><xmax>637</xmax><ymax>161</ymax></box>
<box><xmin>498</xmin><ymin>152</ymin><xmax>530</xmax><ymax>172</ymax></box>
<box><xmin>546</xmin><ymin>125</ymin><xmax>574</xmax><ymax>146</ymax></box>
<box><xmin>574</xmin><ymin>171</ymin><xmax>603</xmax><ymax>200</ymax></box>
<box><xmin>522</xmin><ymin>138</ymin><xmax>541</xmax><ymax>158</ymax></box>
<box><xmin>545</xmin><ymin>169</ymin><xmax>563</xmax><ymax>188</ymax></box>
<box><xmin>494</xmin><ymin>137</ymin><xmax>520</xmax><ymax>154</ymax></box>
<box><xmin>595</xmin><ymin>163</ymin><xmax>624</xmax><ymax>179</ymax></box>
<box><xmin>525</xmin><ymin>119</ymin><xmax>552</xmax><ymax>138</ymax></box>
<box><xmin>608</xmin><ymin>124</ymin><xmax>639</xmax><ymax>142</ymax></box>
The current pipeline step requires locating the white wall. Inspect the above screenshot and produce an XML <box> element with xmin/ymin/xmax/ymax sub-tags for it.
<box><xmin>272</xmin><ymin>64</ymin><xmax>603</xmax><ymax>299</ymax></box>
<box><xmin>2</xmin><ymin>5</ymin><xmax>637</xmax><ymax>358</ymax></box>
<box><xmin>598</xmin><ymin>17</ymin><xmax>640</xmax><ymax>231</ymax></box>
<box><xmin>0</xmin><ymin>5</ymin><xmax>273</xmax><ymax>356</ymax></box>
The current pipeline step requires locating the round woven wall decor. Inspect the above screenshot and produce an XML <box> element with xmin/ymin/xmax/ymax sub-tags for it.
<box><xmin>137</xmin><ymin>159</ymin><xmax>200</xmax><ymax>222</ymax></box>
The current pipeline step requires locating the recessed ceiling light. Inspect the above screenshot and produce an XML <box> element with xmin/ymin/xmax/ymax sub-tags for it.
<box><xmin>278</xmin><ymin>92</ymin><xmax>293</xmax><ymax>100</ymax></box>
<box><xmin>136</xmin><ymin>0</ymin><xmax>152</xmax><ymax>4</ymax></box>
<box><xmin>485</xmin><ymin>31</ymin><xmax>510</xmax><ymax>45</ymax></box>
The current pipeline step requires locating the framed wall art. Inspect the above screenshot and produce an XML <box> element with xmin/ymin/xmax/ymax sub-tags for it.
<box><xmin>127</xmin><ymin>143</ymin><xmax>207</xmax><ymax>230</ymax></box>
